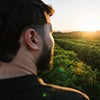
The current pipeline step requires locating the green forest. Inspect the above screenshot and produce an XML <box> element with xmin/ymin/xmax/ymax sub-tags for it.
<box><xmin>40</xmin><ymin>31</ymin><xmax>100</xmax><ymax>100</ymax></box>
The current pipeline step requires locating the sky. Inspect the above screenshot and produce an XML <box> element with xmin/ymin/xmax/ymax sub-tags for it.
<box><xmin>45</xmin><ymin>0</ymin><xmax>100</xmax><ymax>32</ymax></box>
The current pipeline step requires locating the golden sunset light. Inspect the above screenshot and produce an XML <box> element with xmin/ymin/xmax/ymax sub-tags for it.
<box><xmin>45</xmin><ymin>0</ymin><xmax>100</xmax><ymax>32</ymax></box>
<box><xmin>78</xmin><ymin>17</ymin><xmax>100</xmax><ymax>32</ymax></box>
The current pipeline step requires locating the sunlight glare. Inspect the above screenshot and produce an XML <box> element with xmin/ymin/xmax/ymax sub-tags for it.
<box><xmin>78</xmin><ymin>18</ymin><xmax>100</xmax><ymax>32</ymax></box>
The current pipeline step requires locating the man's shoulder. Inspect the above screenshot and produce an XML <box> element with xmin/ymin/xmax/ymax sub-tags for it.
<box><xmin>38</xmin><ymin>79</ymin><xmax>90</xmax><ymax>100</ymax></box>
<box><xmin>46</xmin><ymin>84</ymin><xmax>89</xmax><ymax>99</ymax></box>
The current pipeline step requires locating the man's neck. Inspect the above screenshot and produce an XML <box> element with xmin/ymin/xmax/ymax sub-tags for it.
<box><xmin>0</xmin><ymin>46</ymin><xmax>37</xmax><ymax>79</ymax></box>
<box><xmin>0</xmin><ymin>62</ymin><xmax>37</xmax><ymax>79</ymax></box>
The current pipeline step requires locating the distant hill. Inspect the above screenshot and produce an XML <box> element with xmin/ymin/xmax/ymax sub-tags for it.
<box><xmin>53</xmin><ymin>31</ymin><xmax>100</xmax><ymax>39</ymax></box>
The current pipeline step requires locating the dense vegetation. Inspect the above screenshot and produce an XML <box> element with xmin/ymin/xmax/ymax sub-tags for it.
<box><xmin>55</xmin><ymin>33</ymin><xmax>100</xmax><ymax>70</ymax></box>
<box><xmin>40</xmin><ymin>31</ymin><xmax>100</xmax><ymax>100</ymax></box>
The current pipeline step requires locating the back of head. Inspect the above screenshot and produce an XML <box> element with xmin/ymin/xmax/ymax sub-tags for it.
<box><xmin>0</xmin><ymin>0</ymin><xmax>54</xmax><ymax>62</ymax></box>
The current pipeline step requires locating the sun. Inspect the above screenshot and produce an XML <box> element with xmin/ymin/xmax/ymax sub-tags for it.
<box><xmin>78</xmin><ymin>17</ymin><xmax>100</xmax><ymax>32</ymax></box>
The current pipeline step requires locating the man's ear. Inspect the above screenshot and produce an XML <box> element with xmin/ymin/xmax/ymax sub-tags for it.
<box><xmin>24</xmin><ymin>29</ymin><xmax>39</xmax><ymax>50</ymax></box>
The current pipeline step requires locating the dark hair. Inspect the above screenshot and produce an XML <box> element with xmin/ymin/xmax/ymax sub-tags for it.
<box><xmin>0</xmin><ymin>0</ymin><xmax>54</xmax><ymax>62</ymax></box>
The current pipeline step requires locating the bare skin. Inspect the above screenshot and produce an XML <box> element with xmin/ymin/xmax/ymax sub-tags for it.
<box><xmin>0</xmin><ymin>23</ymin><xmax>53</xmax><ymax>78</ymax></box>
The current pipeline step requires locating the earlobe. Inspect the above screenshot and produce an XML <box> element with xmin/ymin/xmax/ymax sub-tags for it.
<box><xmin>24</xmin><ymin>29</ymin><xmax>39</xmax><ymax>50</ymax></box>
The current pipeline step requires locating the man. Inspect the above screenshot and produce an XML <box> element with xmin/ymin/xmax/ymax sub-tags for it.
<box><xmin>0</xmin><ymin>0</ymin><xmax>90</xmax><ymax>100</ymax></box>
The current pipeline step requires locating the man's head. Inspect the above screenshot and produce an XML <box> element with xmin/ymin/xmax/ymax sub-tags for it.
<box><xmin>0</xmin><ymin>0</ymin><xmax>54</xmax><ymax>71</ymax></box>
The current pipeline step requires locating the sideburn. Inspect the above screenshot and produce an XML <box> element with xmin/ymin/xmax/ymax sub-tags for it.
<box><xmin>36</xmin><ymin>38</ymin><xmax>53</xmax><ymax>72</ymax></box>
